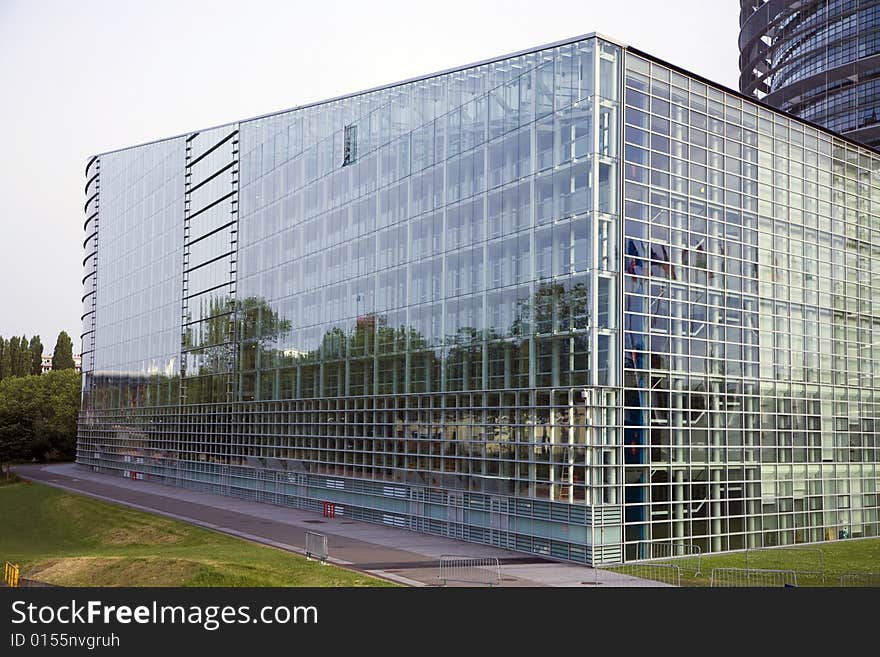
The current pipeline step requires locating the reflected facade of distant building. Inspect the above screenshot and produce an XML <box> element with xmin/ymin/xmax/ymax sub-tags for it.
<box><xmin>739</xmin><ymin>0</ymin><xmax>880</xmax><ymax>147</ymax></box>
<box><xmin>79</xmin><ymin>33</ymin><xmax>880</xmax><ymax>564</ymax></box>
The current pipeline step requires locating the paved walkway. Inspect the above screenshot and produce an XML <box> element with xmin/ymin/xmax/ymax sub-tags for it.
<box><xmin>12</xmin><ymin>463</ymin><xmax>664</xmax><ymax>587</ymax></box>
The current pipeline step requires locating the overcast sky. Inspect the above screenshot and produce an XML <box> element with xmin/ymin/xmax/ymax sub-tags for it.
<box><xmin>0</xmin><ymin>0</ymin><xmax>740</xmax><ymax>353</ymax></box>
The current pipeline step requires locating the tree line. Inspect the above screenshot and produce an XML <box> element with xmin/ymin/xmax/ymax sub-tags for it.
<box><xmin>0</xmin><ymin>331</ymin><xmax>80</xmax><ymax>477</ymax></box>
<box><xmin>0</xmin><ymin>330</ymin><xmax>75</xmax><ymax>380</ymax></box>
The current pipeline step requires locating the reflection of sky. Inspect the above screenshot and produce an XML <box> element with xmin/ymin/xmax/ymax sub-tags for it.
<box><xmin>91</xmin><ymin>141</ymin><xmax>186</xmax><ymax>379</ymax></box>
<box><xmin>234</xmin><ymin>36</ymin><xmax>615</xmax><ymax>365</ymax></box>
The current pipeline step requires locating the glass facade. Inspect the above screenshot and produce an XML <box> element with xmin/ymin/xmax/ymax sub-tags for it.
<box><xmin>740</xmin><ymin>0</ymin><xmax>880</xmax><ymax>147</ymax></box>
<box><xmin>78</xmin><ymin>34</ymin><xmax>880</xmax><ymax>565</ymax></box>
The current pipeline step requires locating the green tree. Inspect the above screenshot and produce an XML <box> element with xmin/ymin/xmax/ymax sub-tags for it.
<box><xmin>7</xmin><ymin>336</ymin><xmax>21</xmax><ymax>377</ymax></box>
<box><xmin>16</xmin><ymin>334</ymin><xmax>30</xmax><ymax>377</ymax></box>
<box><xmin>0</xmin><ymin>336</ymin><xmax>7</xmax><ymax>380</ymax></box>
<box><xmin>0</xmin><ymin>370</ymin><xmax>81</xmax><ymax>473</ymax></box>
<box><xmin>52</xmin><ymin>331</ymin><xmax>75</xmax><ymax>371</ymax></box>
<box><xmin>31</xmin><ymin>370</ymin><xmax>82</xmax><ymax>460</ymax></box>
<box><xmin>29</xmin><ymin>335</ymin><xmax>43</xmax><ymax>375</ymax></box>
<box><xmin>0</xmin><ymin>373</ymin><xmax>36</xmax><ymax>477</ymax></box>
<box><xmin>0</xmin><ymin>400</ymin><xmax>31</xmax><ymax>478</ymax></box>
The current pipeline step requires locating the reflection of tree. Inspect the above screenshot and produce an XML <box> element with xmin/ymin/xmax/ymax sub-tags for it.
<box><xmin>182</xmin><ymin>296</ymin><xmax>232</xmax><ymax>376</ymax></box>
<box><xmin>183</xmin><ymin>295</ymin><xmax>291</xmax><ymax>403</ymax></box>
<box><xmin>84</xmin><ymin>371</ymin><xmax>180</xmax><ymax>410</ymax></box>
<box><xmin>93</xmin><ymin>281</ymin><xmax>600</xmax><ymax>407</ymax></box>
<box><xmin>513</xmin><ymin>280</ymin><xmax>589</xmax><ymax>336</ymax></box>
<box><xmin>274</xmin><ymin>279</ymin><xmax>593</xmax><ymax>398</ymax></box>
<box><xmin>239</xmin><ymin>296</ymin><xmax>292</xmax><ymax>348</ymax></box>
<box><xmin>85</xmin><ymin>281</ymin><xmax>606</xmax><ymax>480</ymax></box>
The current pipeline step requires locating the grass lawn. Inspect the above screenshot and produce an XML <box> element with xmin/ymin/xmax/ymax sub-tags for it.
<box><xmin>613</xmin><ymin>539</ymin><xmax>880</xmax><ymax>587</ymax></box>
<box><xmin>0</xmin><ymin>481</ymin><xmax>394</xmax><ymax>587</ymax></box>
<box><xmin>0</xmin><ymin>470</ymin><xmax>21</xmax><ymax>487</ymax></box>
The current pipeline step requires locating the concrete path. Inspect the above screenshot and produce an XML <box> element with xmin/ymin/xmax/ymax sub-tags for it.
<box><xmin>11</xmin><ymin>463</ymin><xmax>665</xmax><ymax>587</ymax></box>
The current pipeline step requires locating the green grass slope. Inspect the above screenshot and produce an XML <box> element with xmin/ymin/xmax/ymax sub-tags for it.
<box><xmin>614</xmin><ymin>538</ymin><xmax>880</xmax><ymax>587</ymax></box>
<box><xmin>0</xmin><ymin>481</ymin><xmax>394</xmax><ymax>587</ymax></box>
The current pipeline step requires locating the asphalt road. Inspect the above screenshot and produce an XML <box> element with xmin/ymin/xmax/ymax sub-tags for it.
<box><xmin>11</xmin><ymin>463</ymin><xmax>662</xmax><ymax>587</ymax></box>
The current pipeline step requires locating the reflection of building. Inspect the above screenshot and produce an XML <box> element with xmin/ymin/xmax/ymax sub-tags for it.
<box><xmin>740</xmin><ymin>1</ymin><xmax>880</xmax><ymax>147</ymax></box>
<box><xmin>79</xmin><ymin>33</ymin><xmax>880</xmax><ymax>565</ymax></box>
<box><xmin>41</xmin><ymin>354</ymin><xmax>81</xmax><ymax>374</ymax></box>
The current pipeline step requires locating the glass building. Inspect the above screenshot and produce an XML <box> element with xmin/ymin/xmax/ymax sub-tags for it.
<box><xmin>79</xmin><ymin>33</ymin><xmax>880</xmax><ymax>565</ymax></box>
<box><xmin>739</xmin><ymin>0</ymin><xmax>880</xmax><ymax>147</ymax></box>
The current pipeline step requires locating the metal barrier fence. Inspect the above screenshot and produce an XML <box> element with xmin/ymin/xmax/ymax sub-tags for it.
<box><xmin>746</xmin><ymin>547</ymin><xmax>825</xmax><ymax>583</ymax></box>
<box><xmin>305</xmin><ymin>531</ymin><xmax>328</xmax><ymax>564</ymax></box>
<box><xmin>438</xmin><ymin>555</ymin><xmax>501</xmax><ymax>586</ymax></box>
<box><xmin>4</xmin><ymin>562</ymin><xmax>19</xmax><ymax>588</ymax></box>
<box><xmin>638</xmin><ymin>542</ymin><xmax>702</xmax><ymax>576</ymax></box>
<box><xmin>838</xmin><ymin>572</ymin><xmax>880</xmax><ymax>587</ymax></box>
<box><xmin>611</xmin><ymin>563</ymin><xmax>681</xmax><ymax>587</ymax></box>
<box><xmin>710</xmin><ymin>568</ymin><xmax>798</xmax><ymax>587</ymax></box>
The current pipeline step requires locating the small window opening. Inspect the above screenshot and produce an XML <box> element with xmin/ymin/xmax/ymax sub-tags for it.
<box><xmin>343</xmin><ymin>124</ymin><xmax>357</xmax><ymax>166</ymax></box>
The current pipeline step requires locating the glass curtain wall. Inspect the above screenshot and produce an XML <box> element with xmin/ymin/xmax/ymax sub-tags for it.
<box><xmin>79</xmin><ymin>36</ymin><xmax>628</xmax><ymax>565</ymax></box>
<box><xmin>624</xmin><ymin>50</ymin><xmax>880</xmax><ymax>559</ymax></box>
<box><xmin>78</xmin><ymin>34</ymin><xmax>880</xmax><ymax>564</ymax></box>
